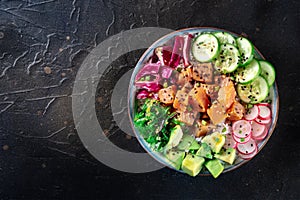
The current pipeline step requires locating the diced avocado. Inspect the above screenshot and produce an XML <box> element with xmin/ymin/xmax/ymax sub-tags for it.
<box><xmin>201</xmin><ymin>132</ymin><xmax>225</xmax><ymax>153</ymax></box>
<box><xmin>177</xmin><ymin>134</ymin><xmax>200</xmax><ymax>151</ymax></box>
<box><xmin>205</xmin><ymin>159</ymin><xmax>224</xmax><ymax>178</ymax></box>
<box><xmin>214</xmin><ymin>148</ymin><xmax>237</xmax><ymax>165</ymax></box>
<box><xmin>177</xmin><ymin>134</ymin><xmax>194</xmax><ymax>150</ymax></box>
<box><xmin>165</xmin><ymin>149</ymin><xmax>185</xmax><ymax>170</ymax></box>
<box><xmin>189</xmin><ymin>140</ymin><xmax>201</xmax><ymax>150</ymax></box>
<box><xmin>165</xmin><ymin>125</ymin><xmax>183</xmax><ymax>150</ymax></box>
<box><xmin>181</xmin><ymin>154</ymin><xmax>205</xmax><ymax>177</ymax></box>
<box><xmin>196</xmin><ymin>142</ymin><xmax>213</xmax><ymax>159</ymax></box>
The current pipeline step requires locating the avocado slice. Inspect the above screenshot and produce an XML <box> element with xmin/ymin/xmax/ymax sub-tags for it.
<box><xmin>205</xmin><ymin>159</ymin><xmax>224</xmax><ymax>178</ymax></box>
<box><xmin>165</xmin><ymin>125</ymin><xmax>183</xmax><ymax>150</ymax></box>
<box><xmin>165</xmin><ymin>149</ymin><xmax>185</xmax><ymax>170</ymax></box>
<box><xmin>177</xmin><ymin>134</ymin><xmax>200</xmax><ymax>151</ymax></box>
<box><xmin>196</xmin><ymin>142</ymin><xmax>213</xmax><ymax>159</ymax></box>
<box><xmin>201</xmin><ymin>132</ymin><xmax>225</xmax><ymax>153</ymax></box>
<box><xmin>181</xmin><ymin>154</ymin><xmax>205</xmax><ymax>177</ymax></box>
<box><xmin>214</xmin><ymin>148</ymin><xmax>237</xmax><ymax>165</ymax></box>
<box><xmin>189</xmin><ymin>140</ymin><xmax>201</xmax><ymax>150</ymax></box>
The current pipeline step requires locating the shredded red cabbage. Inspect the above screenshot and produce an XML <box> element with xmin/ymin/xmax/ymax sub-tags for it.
<box><xmin>169</xmin><ymin>36</ymin><xmax>184</xmax><ymax>68</ymax></box>
<box><xmin>160</xmin><ymin>65</ymin><xmax>174</xmax><ymax>79</ymax></box>
<box><xmin>136</xmin><ymin>90</ymin><xmax>150</xmax><ymax>99</ymax></box>
<box><xmin>183</xmin><ymin>34</ymin><xmax>193</xmax><ymax>67</ymax></box>
<box><xmin>135</xmin><ymin>82</ymin><xmax>161</xmax><ymax>92</ymax></box>
<box><xmin>155</xmin><ymin>46</ymin><xmax>172</xmax><ymax>66</ymax></box>
<box><xmin>135</xmin><ymin>63</ymin><xmax>161</xmax><ymax>82</ymax></box>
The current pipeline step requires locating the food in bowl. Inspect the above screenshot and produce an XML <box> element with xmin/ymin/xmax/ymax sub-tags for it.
<box><xmin>132</xmin><ymin>29</ymin><xmax>276</xmax><ymax>178</ymax></box>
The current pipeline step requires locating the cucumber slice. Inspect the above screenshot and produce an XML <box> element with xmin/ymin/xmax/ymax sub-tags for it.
<box><xmin>259</xmin><ymin>60</ymin><xmax>276</xmax><ymax>86</ymax></box>
<box><xmin>192</xmin><ymin>33</ymin><xmax>220</xmax><ymax>62</ymax></box>
<box><xmin>214</xmin><ymin>44</ymin><xmax>240</xmax><ymax>73</ymax></box>
<box><xmin>214</xmin><ymin>32</ymin><xmax>236</xmax><ymax>46</ymax></box>
<box><xmin>234</xmin><ymin>59</ymin><xmax>261</xmax><ymax>84</ymax></box>
<box><xmin>236</xmin><ymin>37</ymin><xmax>254</xmax><ymax>66</ymax></box>
<box><xmin>237</xmin><ymin>76</ymin><xmax>269</xmax><ymax>104</ymax></box>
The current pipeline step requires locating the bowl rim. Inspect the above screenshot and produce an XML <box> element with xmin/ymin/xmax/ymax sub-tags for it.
<box><xmin>127</xmin><ymin>26</ymin><xmax>279</xmax><ymax>176</ymax></box>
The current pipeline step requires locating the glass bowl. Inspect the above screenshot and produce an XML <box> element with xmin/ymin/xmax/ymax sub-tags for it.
<box><xmin>128</xmin><ymin>27</ymin><xmax>279</xmax><ymax>176</ymax></box>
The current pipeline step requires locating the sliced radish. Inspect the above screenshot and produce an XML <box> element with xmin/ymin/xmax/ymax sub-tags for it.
<box><xmin>251</xmin><ymin>121</ymin><xmax>266</xmax><ymax>139</ymax></box>
<box><xmin>244</xmin><ymin>105</ymin><xmax>259</xmax><ymax>121</ymax></box>
<box><xmin>258</xmin><ymin>105</ymin><xmax>271</xmax><ymax>120</ymax></box>
<box><xmin>232</xmin><ymin>133</ymin><xmax>251</xmax><ymax>144</ymax></box>
<box><xmin>224</xmin><ymin>134</ymin><xmax>237</xmax><ymax>149</ymax></box>
<box><xmin>232</xmin><ymin>120</ymin><xmax>252</xmax><ymax>138</ymax></box>
<box><xmin>237</xmin><ymin>139</ymin><xmax>257</xmax><ymax>155</ymax></box>
<box><xmin>239</xmin><ymin>145</ymin><xmax>258</xmax><ymax>160</ymax></box>
<box><xmin>255</xmin><ymin>117</ymin><xmax>271</xmax><ymax>125</ymax></box>
<box><xmin>253</xmin><ymin>127</ymin><xmax>268</xmax><ymax>141</ymax></box>
<box><xmin>258</xmin><ymin>103</ymin><xmax>270</xmax><ymax>107</ymax></box>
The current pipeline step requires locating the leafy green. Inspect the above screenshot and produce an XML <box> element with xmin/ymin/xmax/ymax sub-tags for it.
<box><xmin>134</xmin><ymin>99</ymin><xmax>178</xmax><ymax>151</ymax></box>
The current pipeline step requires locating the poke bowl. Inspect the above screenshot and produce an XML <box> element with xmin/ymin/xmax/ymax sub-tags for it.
<box><xmin>128</xmin><ymin>27</ymin><xmax>279</xmax><ymax>178</ymax></box>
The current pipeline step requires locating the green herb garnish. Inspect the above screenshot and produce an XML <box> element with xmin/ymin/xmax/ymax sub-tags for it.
<box><xmin>134</xmin><ymin>99</ymin><xmax>177</xmax><ymax>151</ymax></box>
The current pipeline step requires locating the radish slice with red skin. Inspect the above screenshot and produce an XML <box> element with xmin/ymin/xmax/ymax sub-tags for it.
<box><xmin>239</xmin><ymin>145</ymin><xmax>258</xmax><ymax>160</ymax></box>
<box><xmin>237</xmin><ymin>139</ymin><xmax>257</xmax><ymax>155</ymax></box>
<box><xmin>255</xmin><ymin>117</ymin><xmax>271</xmax><ymax>125</ymax></box>
<box><xmin>251</xmin><ymin>121</ymin><xmax>266</xmax><ymax>139</ymax></box>
<box><xmin>232</xmin><ymin>120</ymin><xmax>252</xmax><ymax>138</ymax></box>
<box><xmin>232</xmin><ymin>133</ymin><xmax>251</xmax><ymax>144</ymax></box>
<box><xmin>224</xmin><ymin>133</ymin><xmax>237</xmax><ymax>149</ymax></box>
<box><xmin>258</xmin><ymin>103</ymin><xmax>270</xmax><ymax>107</ymax></box>
<box><xmin>258</xmin><ymin>105</ymin><xmax>271</xmax><ymax>120</ymax></box>
<box><xmin>253</xmin><ymin>127</ymin><xmax>269</xmax><ymax>141</ymax></box>
<box><xmin>244</xmin><ymin>105</ymin><xmax>259</xmax><ymax>121</ymax></box>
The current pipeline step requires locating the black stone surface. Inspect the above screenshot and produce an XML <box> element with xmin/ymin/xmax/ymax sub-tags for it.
<box><xmin>0</xmin><ymin>0</ymin><xmax>299</xmax><ymax>199</ymax></box>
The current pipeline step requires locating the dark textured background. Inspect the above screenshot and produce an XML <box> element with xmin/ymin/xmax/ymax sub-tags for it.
<box><xmin>0</xmin><ymin>0</ymin><xmax>299</xmax><ymax>199</ymax></box>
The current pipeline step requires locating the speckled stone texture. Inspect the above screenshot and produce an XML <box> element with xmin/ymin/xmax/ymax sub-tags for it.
<box><xmin>0</xmin><ymin>0</ymin><xmax>299</xmax><ymax>199</ymax></box>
